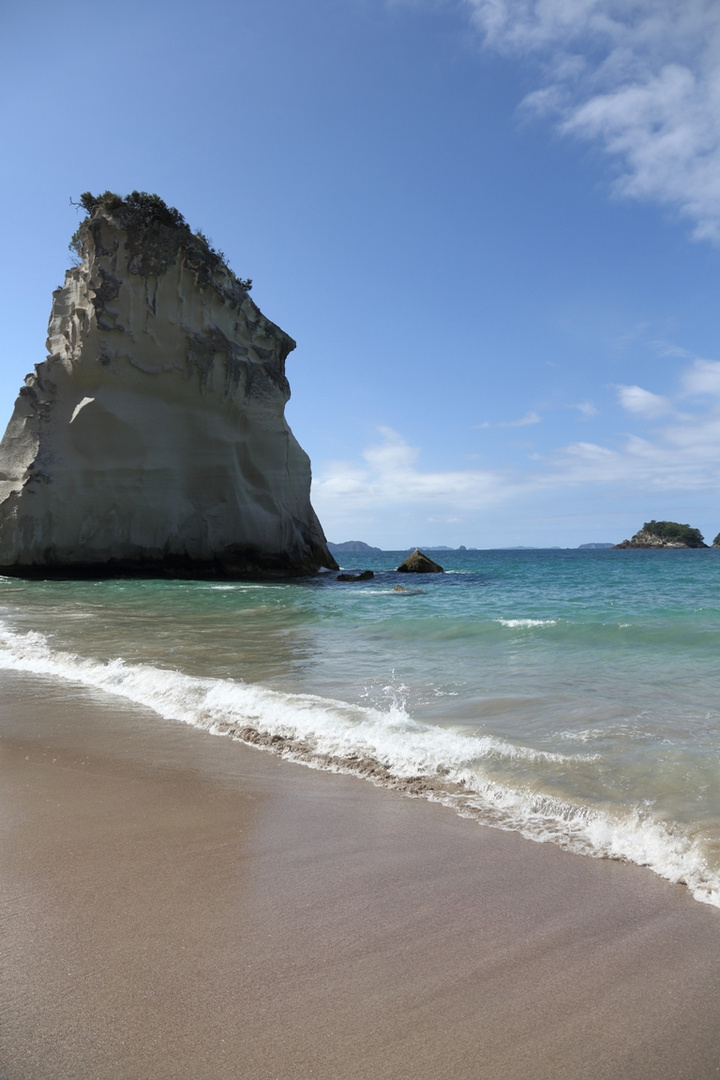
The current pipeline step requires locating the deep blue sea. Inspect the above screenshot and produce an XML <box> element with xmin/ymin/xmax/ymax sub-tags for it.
<box><xmin>2</xmin><ymin>547</ymin><xmax>720</xmax><ymax>906</ymax></box>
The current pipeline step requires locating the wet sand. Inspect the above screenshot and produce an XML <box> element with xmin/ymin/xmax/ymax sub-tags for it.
<box><xmin>1</xmin><ymin>670</ymin><xmax>720</xmax><ymax>1080</ymax></box>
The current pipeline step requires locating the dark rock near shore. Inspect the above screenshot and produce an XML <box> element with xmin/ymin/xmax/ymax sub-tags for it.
<box><xmin>396</xmin><ymin>549</ymin><xmax>444</xmax><ymax>573</ymax></box>
<box><xmin>337</xmin><ymin>570</ymin><xmax>374</xmax><ymax>582</ymax></box>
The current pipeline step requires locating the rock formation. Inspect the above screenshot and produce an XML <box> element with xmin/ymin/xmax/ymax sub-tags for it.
<box><xmin>396</xmin><ymin>549</ymin><xmax>444</xmax><ymax>573</ymax></box>
<box><xmin>0</xmin><ymin>192</ymin><xmax>337</xmax><ymax>577</ymax></box>
<box><xmin>614</xmin><ymin>521</ymin><xmax>707</xmax><ymax>549</ymax></box>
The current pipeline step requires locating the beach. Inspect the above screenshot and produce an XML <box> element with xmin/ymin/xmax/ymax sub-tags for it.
<box><xmin>2</xmin><ymin>669</ymin><xmax>720</xmax><ymax>1080</ymax></box>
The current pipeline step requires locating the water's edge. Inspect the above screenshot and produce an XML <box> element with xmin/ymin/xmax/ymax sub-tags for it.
<box><xmin>2</xmin><ymin>623</ymin><xmax>718</xmax><ymax>909</ymax></box>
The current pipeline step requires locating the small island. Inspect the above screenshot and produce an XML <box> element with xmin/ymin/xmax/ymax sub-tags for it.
<box><xmin>614</xmin><ymin>521</ymin><xmax>708</xmax><ymax>549</ymax></box>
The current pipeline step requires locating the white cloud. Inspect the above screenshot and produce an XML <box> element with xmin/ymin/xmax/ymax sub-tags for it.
<box><xmin>313</xmin><ymin>426</ymin><xmax>517</xmax><ymax>516</ymax></box>
<box><xmin>548</xmin><ymin>415</ymin><xmax>720</xmax><ymax>491</ymax></box>
<box><xmin>574</xmin><ymin>400</ymin><xmax>598</xmax><ymax>417</ymax></box>
<box><xmin>615</xmin><ymin>383</ymin><xmax>671</xmax><ymax>416</ymax></box>
<box><xmin>465</xmin><ymin>0</ymin><xmax>720</xmax><ymax>241</ymax></box>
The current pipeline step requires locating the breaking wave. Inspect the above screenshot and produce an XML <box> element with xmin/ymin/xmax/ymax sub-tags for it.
<box><xmin>1</xmin><ymin>622</ymin><xmax>718</xmax><ymax>909</ymax></box>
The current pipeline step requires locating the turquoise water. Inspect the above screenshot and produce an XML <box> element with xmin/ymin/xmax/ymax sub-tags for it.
<box><xmin>2</xmin><ymin>547</ymin><xmax>720</xmax><ymax>905</ymax></box>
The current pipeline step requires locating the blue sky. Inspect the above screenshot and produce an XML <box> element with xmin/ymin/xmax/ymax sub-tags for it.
<box><xmin>2</xmin><ymin>0</ymin><xmax>720</xmax><ymax>548</ymax></box>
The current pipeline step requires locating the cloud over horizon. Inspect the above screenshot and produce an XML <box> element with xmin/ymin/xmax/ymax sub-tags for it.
<box><xmin>312</xmin><ymin>353</ymin><xmax>720</xmax><ymax>538</ymax></box>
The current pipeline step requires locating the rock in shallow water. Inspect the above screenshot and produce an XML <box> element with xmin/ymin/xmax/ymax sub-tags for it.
<box><xmin>0</xmin><ymin>193</ymin><xmax>337</xmax><ymax>578</ymax></box>
<box><xmin>396</xmin><ymin>549</ymin><xmax>444</xmax><ymax>573</ymax></box>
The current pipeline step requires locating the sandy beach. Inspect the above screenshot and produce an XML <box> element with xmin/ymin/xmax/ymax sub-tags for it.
<box><xmin>1</xmin><ymin>669</ymin><xmax>720</xmax><ymax>1080</ymax></box>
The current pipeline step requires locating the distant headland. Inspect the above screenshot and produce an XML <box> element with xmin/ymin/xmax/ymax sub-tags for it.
<box><xmin>327</xmin><ymin>541</ymin><xmax>382</xmax><ymax>554</ymax></box>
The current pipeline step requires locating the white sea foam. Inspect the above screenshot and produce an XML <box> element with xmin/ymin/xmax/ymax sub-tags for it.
<box><xmin>496</xmin><ymin>618</ymin><xmax>557</xmax><ymax>628</ymax></box>
<box><xmin>204</xmin><ymin>583</ymin><xmax>283</xmax><ymax>591</ymax></box>
<box><xmin>0</xmin><ymin>622</ymin><xmax>718</xmax><ymax>908</ymax></box>
<box><xmin>450</xmin><ymin>780</ymin><xmax>720</xmax><ymax>908</ymax></box>
<box><xmin>560</xmin><ymin>725</ymin><xmax>655</xmax><ymax>743</ymax></box>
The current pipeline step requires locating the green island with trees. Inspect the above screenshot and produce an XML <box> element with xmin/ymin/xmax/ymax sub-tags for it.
<box><xmin>614</xmin><ymin>520</ymin><xmax>710</xmax><ymax>549</ymax></box>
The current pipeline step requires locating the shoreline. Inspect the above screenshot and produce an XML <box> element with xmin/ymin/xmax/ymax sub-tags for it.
<box><xmin>2</xmin><ymin>670</ymin><xmax>720</xmax><ymax>1079</ymax></box>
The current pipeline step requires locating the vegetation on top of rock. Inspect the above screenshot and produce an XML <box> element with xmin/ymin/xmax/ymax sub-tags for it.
<box><xmin>713</xmin><ymin>533</ymin><xmax>720</xmax><ymax>547</ymax></box>
<box><xmin>80</xmin><ymin>189</ymin><xmax>187</xmax><ymax>228</ymax></box>
<box><xmin>69</xmin><ymin>191</ymin><xmax>252</xmax><ymax>292</ymax></box>
<box><xmin>641</xmin><ymin>521</ymin><xmax>706</xmax><ymax>547</ymax></box>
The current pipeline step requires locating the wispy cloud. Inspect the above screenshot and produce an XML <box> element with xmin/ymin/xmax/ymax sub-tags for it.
<box><xmin>464</xmin><ymin>0</ymin><xmax>720</xmax><ymax>242</ymax></box>
<box><xmin>476</xmin><ymin>410</ymin><xmax>541</xmax><ymax>428</ymax></box>
<box><xmin>649</xmin><ymin>339</ymin><xmax>694</xmax><ymax>359</ymax></box>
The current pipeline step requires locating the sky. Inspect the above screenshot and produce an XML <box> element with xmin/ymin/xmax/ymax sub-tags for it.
<box><xmin>2</xmin><ymin>0</ymin><xmax>720</xmax><ymax>549</ymax></box>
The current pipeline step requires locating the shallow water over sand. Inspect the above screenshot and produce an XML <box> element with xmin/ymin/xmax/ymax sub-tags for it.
<box><xmin>2</xmin><ymin>547</ymin><xmax>720</xmax><ymax>905</ymax></box>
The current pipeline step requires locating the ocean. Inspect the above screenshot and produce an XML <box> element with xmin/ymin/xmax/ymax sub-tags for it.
<box><xmin>1</xmin><ymin>547</ymin><xmax>719</xmax><ymax>908</ymax></box>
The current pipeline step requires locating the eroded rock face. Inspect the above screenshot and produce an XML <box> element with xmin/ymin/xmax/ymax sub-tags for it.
<box><xmin>0</xmin><ymin>196</ymin><xmax>337</xmax><ymax>577</ymax></box>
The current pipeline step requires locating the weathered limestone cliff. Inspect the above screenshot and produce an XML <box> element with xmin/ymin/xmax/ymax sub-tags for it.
<box><xmin>0</xmin><ymin>192</ymin><xmax>337</xmax><ymax>577</ymax></box>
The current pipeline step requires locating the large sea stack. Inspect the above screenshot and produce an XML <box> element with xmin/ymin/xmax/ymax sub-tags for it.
<box><xmin>0</xmin><ymin>192</ymin><xmax>337</xmax><ymax>578</ymax></box>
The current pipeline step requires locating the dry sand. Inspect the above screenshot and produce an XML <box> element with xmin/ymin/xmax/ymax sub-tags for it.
<box><xmin>1</xmin><ymin>669</ymin><xmax>719</xmax><ymax>1080</ymax></box>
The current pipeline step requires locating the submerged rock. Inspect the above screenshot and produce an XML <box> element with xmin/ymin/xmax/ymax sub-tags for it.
<box><xmin>336</xmin><ymin>570</ymin><xmax>374</xmax><ymax>582</ymax></box>
<box><xmin>396</xmin><ymin>549</ymin><xmax>444</xmax><ymax>573</ymax></box>
<box><xmin>0</xmin><ymin>192</ymin><xmax>337</xmax><ymax>578</ymax></box>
